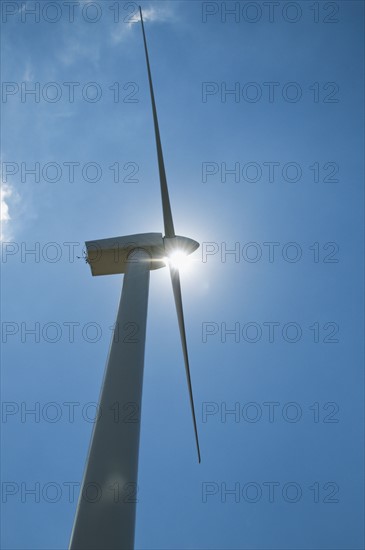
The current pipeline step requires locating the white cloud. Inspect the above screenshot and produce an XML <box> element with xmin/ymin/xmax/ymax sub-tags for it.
<box><xmin>111</xmin><ymin>3</ymin><xmax>176</xmax><ymax>44</ymax></box>
<box><xmin>1</xmin><ymin>183</ymin><xmax>14</xmax><ymax>241</ymax></box>
<box><xmin>141</xmin><ymin>5</ymin><xmax>175</xmax><ymax>23</ymax></box>
<box><xmin>0</xmin><ymin>160</ymin><xmax>21</xmax><ymax>242</ymax></box>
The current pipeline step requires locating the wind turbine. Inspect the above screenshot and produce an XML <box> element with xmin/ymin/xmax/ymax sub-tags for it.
<box><xmin>69</xmin><ymin>7</ymin><xmax>200</xmax><ymax>550</ymax></box>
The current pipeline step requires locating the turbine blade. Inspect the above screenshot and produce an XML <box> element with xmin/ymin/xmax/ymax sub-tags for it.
<box><xmin>139</xmin><ymin>6</ymin><xmax>175</xmax><ymax>238</ymax></box>
<box><xmin>169</xmin><ymin>265</ymin><xmax>201</xmax><ymax>463</ymax></box>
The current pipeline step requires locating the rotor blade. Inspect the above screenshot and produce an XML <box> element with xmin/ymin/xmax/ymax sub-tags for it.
<box><xmin>169</xmin><ymin>265</ymin><xmax>201</xmax><ymax>463</ymax></box>
<box><xmin>139</xmin><ymin>6</ymin><xmax>175</xmax><ymax>238</ymax></box>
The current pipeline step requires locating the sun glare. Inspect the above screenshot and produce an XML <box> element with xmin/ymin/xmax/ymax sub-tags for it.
<box><xmin>163</xmin><ymin>250</ymin><xmax>190</xmax><ymax>270</ymax></box>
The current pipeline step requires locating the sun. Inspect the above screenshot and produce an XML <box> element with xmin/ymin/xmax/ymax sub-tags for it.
<box><xmin>163</xmin><ymin>249</ymin><xmax>190</xmax><ymax>270</ymax></box>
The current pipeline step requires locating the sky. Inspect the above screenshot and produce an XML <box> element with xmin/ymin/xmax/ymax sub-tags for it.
<box><xmin>1</xmin><ymin>0</ymin><xmax>364</xmax><ymax>549</ymax></box>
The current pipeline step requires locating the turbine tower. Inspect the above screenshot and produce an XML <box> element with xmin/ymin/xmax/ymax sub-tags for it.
<box><xmin>69</xmin><ymin>7</ymin><xmax>200</xmax><ymax>550</ymax></box>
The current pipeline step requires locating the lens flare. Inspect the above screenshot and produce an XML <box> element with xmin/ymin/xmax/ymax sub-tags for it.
<box><xmin>163</xmin><ymin>250</ymin><xmax>189</xmax><ymax>270</ymax></box>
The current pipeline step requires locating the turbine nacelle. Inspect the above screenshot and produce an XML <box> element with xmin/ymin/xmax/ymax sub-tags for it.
<box><xmin>85</xmin><ymin>232</ymin><xmax>199</xmax><ymax>277</ymax></box>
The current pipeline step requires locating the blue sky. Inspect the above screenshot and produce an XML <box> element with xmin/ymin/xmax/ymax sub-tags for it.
<box><xmin>1</xmin><ymin>1</ymin><xmax>364</xmax><ymax>549</ymax></box>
